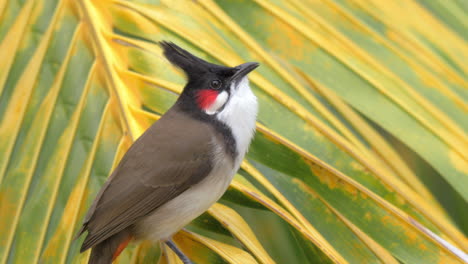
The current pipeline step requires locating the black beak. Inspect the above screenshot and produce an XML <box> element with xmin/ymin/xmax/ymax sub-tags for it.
<box><xmin>231</xmin><ymin>62</ymin><xmax>259</xmax><ymax>82</ymax></box>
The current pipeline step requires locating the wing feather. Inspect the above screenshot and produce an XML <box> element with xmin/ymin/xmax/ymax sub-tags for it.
<box><xmin>79</xmin><ymin>107</ymin><xmax>214</xmax><ymax>251</ymax></box>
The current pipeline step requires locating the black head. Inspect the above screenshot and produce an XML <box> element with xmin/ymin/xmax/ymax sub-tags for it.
<box><xmin>159</xmin><ymin>41</ymin><xmax>258</xmax><ymax>112</ymax></box>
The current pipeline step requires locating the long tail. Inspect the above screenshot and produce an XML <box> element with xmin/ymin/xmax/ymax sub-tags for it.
<box><xmin>88</xmin><ymin>231</ymin><xmax>132</xmax><ymax>264</ymax></box>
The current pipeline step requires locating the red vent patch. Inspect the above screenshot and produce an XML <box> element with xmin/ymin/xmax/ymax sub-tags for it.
<box><xmin>196</xmin><ymin>89</ymin><xmax>219</xmax><ymax>109</ymax></box>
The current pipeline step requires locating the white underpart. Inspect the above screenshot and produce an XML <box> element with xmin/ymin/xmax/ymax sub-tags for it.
<box><xmin>217</xmin><ymin>76</ymin><xmax>258</xmax><ymax>165</ymax></box>
<box><xmin>205</xmin><ymin>91</ymin><xmax>228</xmax><ymax>115</ymax></box>
<box><xmin>136</xmin><ymin>76</ymin><xmax>257</xmax><ymax>241</ymax></box>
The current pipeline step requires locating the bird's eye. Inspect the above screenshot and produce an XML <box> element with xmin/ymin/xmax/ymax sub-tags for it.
<box><xmin>210</xmin><ymin>80</ymin><xmax>222</xmax><ymax>89</ymax></box>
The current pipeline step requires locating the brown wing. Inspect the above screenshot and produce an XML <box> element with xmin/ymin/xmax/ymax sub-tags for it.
<box><xmin>79</xmin><ymin>107</ymin><xmax>215</xmax><ymax>251</ymax></box>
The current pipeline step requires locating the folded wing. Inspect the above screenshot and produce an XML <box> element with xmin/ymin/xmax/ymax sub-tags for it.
<box><xmin>79</xmin><ymin>108</ymin><xmax>215</xmax><ymax>251</ymax></box>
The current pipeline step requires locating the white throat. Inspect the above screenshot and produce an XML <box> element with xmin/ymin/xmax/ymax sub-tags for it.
<box><xmin>216</xmin><ymin>77</ymin><xmax>258</xmax><ymax>164</ymax></box>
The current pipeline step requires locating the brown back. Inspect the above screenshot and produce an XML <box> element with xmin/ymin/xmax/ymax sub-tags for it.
<box><xmin>79</xmin><ymin>106</ymin><xmax>215</xmax><ymax>251</ymax></box>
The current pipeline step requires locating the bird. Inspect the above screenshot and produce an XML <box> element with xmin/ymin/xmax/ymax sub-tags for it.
<box><xmin>76</xmin><ymin>41</ymin><xmax>259</xmax><ymax>264</ymax></box>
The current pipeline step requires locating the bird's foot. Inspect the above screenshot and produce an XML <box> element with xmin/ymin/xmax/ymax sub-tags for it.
<box><xmin>165</xmin><ymin>239</ymin><xmax>193</xmax><ymax>264</ymax></box>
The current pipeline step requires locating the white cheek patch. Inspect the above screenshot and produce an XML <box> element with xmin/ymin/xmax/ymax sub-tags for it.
<box><xmin>205</xmin><ymin>91</ymin><xmax>228</xmax><ymax>115</ymax></box>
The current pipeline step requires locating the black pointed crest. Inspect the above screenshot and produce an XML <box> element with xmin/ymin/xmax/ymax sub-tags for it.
<box><xmin>159</xmin><ymin>41</ymin><xmax>212</xmax><ymax>78</ymax></box>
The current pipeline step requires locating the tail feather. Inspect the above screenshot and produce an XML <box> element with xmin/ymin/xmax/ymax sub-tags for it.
<box><xmin>87</xmin><ymin>230</ymin><xmax>132</xmax><ymax>264</ymax></box>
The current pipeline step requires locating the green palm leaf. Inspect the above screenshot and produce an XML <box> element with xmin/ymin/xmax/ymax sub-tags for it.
<box><xmin>0</xmin><ymin>0</ymin><xmax>466</xmax><ymax>263</ymax></box>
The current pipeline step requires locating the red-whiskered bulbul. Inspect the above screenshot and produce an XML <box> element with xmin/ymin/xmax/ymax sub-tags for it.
<box><xmin>76</xmin><ymin>41</ymin><xmax>259</xmax><ymax>264</ymax></box>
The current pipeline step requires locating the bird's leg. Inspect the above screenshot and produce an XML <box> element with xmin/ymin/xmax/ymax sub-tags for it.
<box><xmin>165</xmin><ymin>239</ymin><xmax>193</xmax><ymax>264</ymax></box>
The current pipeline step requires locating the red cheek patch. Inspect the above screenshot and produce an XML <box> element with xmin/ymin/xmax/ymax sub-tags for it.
<box><xmin>196</xmin><ymin>89</ymin><xmax>219</xmax><ymax>109</ymax></box>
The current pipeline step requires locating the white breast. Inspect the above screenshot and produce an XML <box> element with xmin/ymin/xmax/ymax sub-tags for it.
<box><xmin>217</xmin><ymin>77</ymin><xmax>258</xmax><ymax>166</ymax></box>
